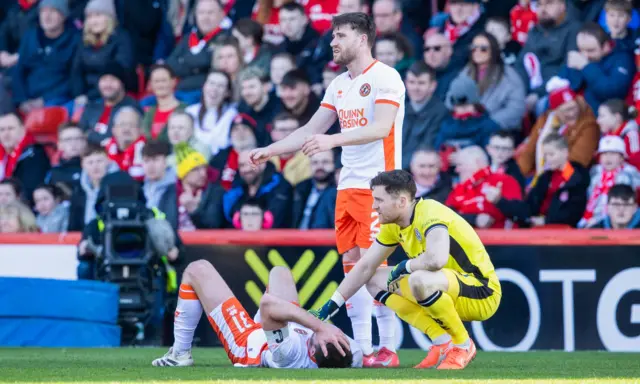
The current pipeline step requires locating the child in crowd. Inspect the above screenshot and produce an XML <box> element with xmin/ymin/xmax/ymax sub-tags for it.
<box><xmin>33</xmin><ymin>184</ymin><xmax>70</xmax><ymax>233</ymax></box>
<box><xmin>597</xmin><ymin>98</ymin><xmax>640</xmax><ymax>168</ymax></box>
<box><xmin>0</xmin><ymin>201</ymin><xmax>38</xmax><ymax>233</ymax></box>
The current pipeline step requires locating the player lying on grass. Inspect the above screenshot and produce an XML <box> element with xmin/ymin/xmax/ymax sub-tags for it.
<box><xmin>152</xmin><ymin>260</ymin><xmax>362</xmax><ymax>368</ymax></box>
<box><xmin>311</xmin><ymin>170</ymin><xmax>502</xmax><ymax>370</ymax></box>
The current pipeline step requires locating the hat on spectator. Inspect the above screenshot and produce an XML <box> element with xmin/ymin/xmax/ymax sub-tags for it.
<box><xmin>175</xmin><ymin>143</ymin><xmax>208</xmax><ymax>180</ymax></box>
<box><xmin>231</xmin><ymin>113</ymin><xmax>258</xmax><ymax>132</ymax></box>
<box><xmin>546</xmin><ymin>76</ymin><xmax>577</xmax><ymax>110</ymax></box>
<box><xmin>100</xmin><ymin>62</ymin><xmax>126</xmax><ymax>86</ymax></box>
<box><xmin>598</xmin><ymin>135</ymin><xmax>627</xmax><ymax>157</ymax></box>
<box><xmin>445</xmin><ymin>74</ymin><xmax>480</xmax><ymax>109</ymax></box>
<box><xmin>40</xmin><ymin>0</ymin><xmax>69</xmax><ymax>18</ymax></box>
<box><xmin>85</xmin><ymin>0</ymin><xmax>116</xmax><ymax>19</ymax></box>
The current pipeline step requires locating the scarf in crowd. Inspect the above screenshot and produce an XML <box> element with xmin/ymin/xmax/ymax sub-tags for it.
<box><xmin>220</xmin><ymin>148</ymin><xmax>239</xmax><ymax>190</ymax></box>
<box><xmin>582</xmin><ymin>166</ymin><xmax>622</xmax><ymax>221</ymax></box>
<box><xmin>0</xmin><ymin>133</ymin><xmax>35</xmax><ymax>178</ymax></box>
<box><xmin>444</xmin><ymin>8</ymin><xmax>481</xmax><ymax>43</ymax></box>
<box><xmin>105</xmin><ymin>136</ymin><xmax>146</xmax><ymax>173</ymax></box>
<box><xmin>540</xmin><ymin>162</ymin><xmax>574</xmax><ymax>215</ymax></box>
<box><xmin>18</xmin><ymin>0</ymin><xmax>37</xmax><ymax>11</ymax></box>
<box><xmin>452</xmin><ymin>110</ymin><xmax>482</xmax><ymax>120</ymax></box>
<box><xmin>188</xmin><ymin>26</ymin><xmax>222</xmax><ymax>54</ymax></box>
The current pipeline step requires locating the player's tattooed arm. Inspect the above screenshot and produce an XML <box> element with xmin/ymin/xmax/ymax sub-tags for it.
<box><xmin>408</xmin><ymin>225</ymin><xmax>449</xmax><ymax>272</ymax></box>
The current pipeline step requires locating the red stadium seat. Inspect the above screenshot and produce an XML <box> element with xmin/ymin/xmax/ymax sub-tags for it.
<box><xmin>24</xmin><ymin>107</ymin><xmax>69</xmax><ymax>144</ymax></box>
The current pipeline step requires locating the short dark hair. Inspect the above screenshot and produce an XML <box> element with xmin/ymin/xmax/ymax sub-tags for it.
<box><xmin>370</xmin><ymin>169</ymin><xmax>417</xmax><ymax>198</ymax></box>
<box><xmin>605</xmin><ymin>0</ymin><xmax>633</xmax><ymax>15</ymax></box>
<box><xmin>376</xmin><ymin>32</ymin><xmax>413</xmax><ymax>59</ymax></box>
<box><xmin>608</xmin><ymin>184</ymin><xmax>636</xmax><ymax>202</ymax></box>
<box><xmin>57</xmin><ymin>121</ymin><xmax>83</xmax><ymax>136</ymax></box>
<box><xmin>233</xmin><ymin>18</ymin><xmax>264</xmax><ymax>45</ymax></box>
<box><xmin>82</xmin><ymin>143</ymin><xmax>106</xmax><ymax>158</ymax></box>
<box><xmin>34</xmin><ymin>183</ymin><xmax>66</xmax><ymax>201</ymax></box>
<box><xmin>314</xmin><ymin>343</ymin><xmax>353</xmax><ymax>368</ymax></box>
<box><xmin>579</xmin><ymin>22</ymin><xmax>611</xmax><ymax>45</ymax></box>
<box><xmin>149</xmin><ymin>63</ymin><xmax>177</xmax><ymax>79</ymax></box>
<box><xmin>601</xmin><ymin>98</ymin><xmax>630</xmax><ymax>120</ymax></box>
<box><xmin>542</xmin><ymin>133</ymin><xmax>568</xmax><ymax>149</ymax></box>
<box><xmin>281</xmin><ymin>68</ymin><xmax>310</xmax><ymax>88</ymax></box>
<box><xmin>281</xmin><ymin>2</ymin><xmax>306</xmax><ymax>15</ymax></box>
<box><xmin>407</xmin><ymin>60</ymin><xmax>436</xmax><ymax>80</ymax></box>
<box><xmin>489</xmin><ymin>130</ymin><xmax>515</xmax><ymax>144</ymax></box>
<box><xmin>332</xmin><ymin>12</ymin><xmax>376</xmax><ymax>48</ymax></box>
<box><xmin>0</xmin><ymin>178</ymin><xmax>23</xmax><ymax>197</ymax></box>
<box><xmin>142</xmin><ymin>140</ymin><xmax>171</xmax><ymax>158</ymax></box>
<box><xmin>273</xmin><ymin>111</ymin><xmax>299</xmax><ymax>125</ymax></box>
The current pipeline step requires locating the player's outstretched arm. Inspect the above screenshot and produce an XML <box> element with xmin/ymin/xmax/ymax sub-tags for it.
<box><xmin>249</xmin><ymin>107</ymin><xmax>337</xmax><ymax>165</ymax></box>
<box><xmin>311</xmin><ymin>242</ymin><xmax>395</xmax><ymax>320</ymax></box>
<box><xmin>331</xmin><ymin>103</ymin><xmax>398</xmax><ymax>147</ymax></box>
<box><xmin>407</xmin><ymin>226</ymin><xmax>449</xmax><ymax>272</ymax></box>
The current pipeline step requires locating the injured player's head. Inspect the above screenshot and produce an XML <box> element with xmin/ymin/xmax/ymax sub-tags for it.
<box><xmin>309</xmin><ymin>335</ymin><xmax>354</xmax><ymax>368</ymax></box>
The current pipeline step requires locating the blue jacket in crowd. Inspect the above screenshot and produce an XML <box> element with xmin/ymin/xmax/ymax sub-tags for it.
<box><xmin>434</xmin><ymin>111</ymin><xmax>501</xmax><ymax>150</ymax></box>
<box><xmin>12</xmin><ymin>24</ymin><xmax>80</xmax><ymax>105</ymax></box>
<box><xmin>559</xmin><ymin>49</ymin><xmax>635</xmax><ymax>113</ymax></box>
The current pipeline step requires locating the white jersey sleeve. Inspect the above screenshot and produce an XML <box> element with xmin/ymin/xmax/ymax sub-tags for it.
<box><xmin>320</xmin><ymin>78</ymin><xmax>338</xmax><ymax>113</ymax></box>
<box><xmin>261</xmin><ymin>323</ymin><xmax>317</xmax><ymax>369</ymax></box>
<box><xmin>374</xmin><ymin>68</ymin><xmax>405</xmax><ymax>107</ymax></box>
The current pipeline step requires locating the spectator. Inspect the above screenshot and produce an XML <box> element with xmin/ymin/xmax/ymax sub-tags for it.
<box><xmin>167</xmin><ymin>0</ymin><xmax>228</xmax><ymax>104</ymax></box>
<box><xmin>45</xmin><ymin>122</ymin><xmax>86</xmax><ymax>189</ymax></box>
<box><xmin>292</xmin><ymin>149</ymin><xmax>337</xmax><ymax>229</ymax></box>
<box><xmin>560</xmin><ymin>22</ymin><xmax>635</xmax><ymax>113</ymax></box>
<box><xmin>105</xmin><ymin>107</ymin><xmax>146</xmax><ymax>180</ymax></box>
<box><xmin>237</xmin><ymin>66</ymin><xmax>280</xmax><ymax>146</ymax></box>
<box><xmin>142</xmin><ymin>64</ymin><xmax>187</xmax><ymax>141</ymax></box>
<box><xmin>0</xmin><ymin>178</ymin><xmax>23</xmax><ymax>206</ymax></box>
<box><xmin>0</xmin><ymin>0</ymin><xmax>40</xmax><ymax>73</ymax></box>
<box><xmin>253</xmin><ymin>0</ymin><xmax>294</xmax><ymax>46</ymax></box>
<box><xmin>402</xmin><ymin>61</ymin><xmax>447</xmax><ymax>168</ymax></box>
<box><xmin>597</xmin><ymin>98</ymin><xmax>640</xmax><ymax>168</ymax></box>
<box><xmin>372</xmin><ymin>0</ymin><xmax>422</xmax><ymax>61</ymax></box>
<box><xmin>269</xmin><ymin>51</ymin><xmax>296</xmax><ymax>94</ymax></box>
<box><xmin>0</xmin><ymin>200</ymin><xmax>38</xmax><ymax>232</ymax></box>
<box><xmin>231</xmin><ymin>18</ymin><xmax>272</xmax><ymax>74</ymax></box>
<box><xmin>12</xmin><ymin>0</ymin><xmax>80</xmax><ymax>114</ymax></box>
<box><xmin>454</xmin><ymin>31</ymin><xmax>526</xmax><ymax>131</ymax></box>
<box><xmin>485</xmin><ymin>16</ymin><xmax>522</xmax><ymax>66</ymax></box>
<box><xmin>567</xmin><ymin>0</ymin><xmax>606</xmax><ymax>23</ymax></box>
<box><xmin>279</xmin><ymin>69</ymin><xmax>318</xmax><ymax>125</ymax></box>
<box><xmin>603</xmin><ymin>0</ymin><xmax>636</xmax><ymax>53</ymax></box>
<box><xmin>434</xmin><ymin>74</ymin><xmax>500</xmax><ymax>150</ymax></box>
<box><xmin>496</xmin><ymin>133</ymin><xmax>589</xmax><ymax>227</ymax></box>
<box><xmin>70</xmin><ymin>0</ymin><xmax>134</xmax><ymax>104</ymax></box>
<box><xmin>79</xmin><ymin>64</ymin><xmax>140</xmax><ymax>145</ymax></box>
<box><xmin>509</xmin><ymin>0</ymin><xmax>537</xmax><ymax>46</ymax></box>
<box><xmin>517</xmin><ymin>77</ymin><xmax>600</xmax><ymax>176</ymax></box>
<box><xmin>486</xmin><ymin>131</ymin><xmax>526</xmax><ymax>190</ymax></box>
<box><xmin>435</xmin><ymin>0</ymin><xmax>486</xmax><ymax>71</ymax></box>
<box><xmin>278</xmin><ymin>2</ymin><xmax>319</xmax><ymax>75</ymax></box>
<box><xmin>423</xmin><ymin>32</ymin><xmax>461</xmax><ymax>100</ymax></box>
<box><xmin>409</xmin><ymin>148</ymin><xmax>452</xmax><ymax>203</ymax></box>
<box><xmin>141</xmin><ymin>140</ymin><xmax>176</xmax><ymax>209</ymax></box>
<box><xmin>0</xmin><ymin>112</ymin><xmax>51</xmax><ymax>203</ymax></box>
<box><xmin>375</xmin><ymin>32</ymin><xmax>414</xmax><ymax>78</ymax></box>
<box><xmin>33</xmin><ymin>183</ymin><xmax>69</xmax><ymax>233</ymax></box>
<box><xmin>269</xmin><ymin>112</ymin><xmax>310</xmax><ymax>186</ymax></box>
<box><xmin>446</xmin><ymin>145</ymin><xmax>522</xmax><ymax>229</ymax></box>
<box><xmin>159</xmin><ymin>142</ymin><xmax>224</xmax><ymax>230</ymax></box>
<box><xmin>303</xmin><ymin>0</ymin><xmax>339</xmax><ymax>35</ymax></box>
<box><xmin>67</xmin><ymin>144</ymin><xmax>114</xmax><ymax>231</ymax></box>
<box><xmin>588</xmin><ymin>184</ymin><xmax>640</xmax><ymax>228</ymax></box>
<box><xmin>186</xmin><ymin>70</ymin><xmax>237</xmax><ymax>156</ymax></box>
<box><xmin>166</xmin><ymin>111</ymin><xmax>211</xmax><ymax>165</ymax></box>
<box><xmin>167</xmin><ymin>0</ymin><xmax>197</xmax><ymax>40</ymax></box>
<box><xmin>579</xmin><ymin>135</ymin><xmax>640</xmax><ymax>228</ymax></box>
<box><xmin>235</xmin><ymin>198</ymin><xmax>269</xmax><ymax>230</ymax></box>
<box><xmin>210</xmin><ymin>113</ymin><xmax>259</xmax><ymax>190</ymax></box>
<box><xmin>516</xmin><ymin>0</ymin><xmax>581</xmax><ymax>113</ymax></box>
<box><xmin>212</xmin><ymin>35</ymin><xmax>245</xmax><ymax>85</ymax></box>
<box><xmin>223</xmin><ymin>149</ymin><xmax>292</xmax><ymax>228</ymax></box>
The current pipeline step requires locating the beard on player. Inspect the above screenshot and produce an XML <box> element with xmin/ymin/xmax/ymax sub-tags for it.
<box><xmin>333</xmin><ymin>45</ymin><xmax>358</xmax><ymax>66</ymax></box>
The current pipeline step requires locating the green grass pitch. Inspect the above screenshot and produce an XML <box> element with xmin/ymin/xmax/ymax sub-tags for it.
<box><xmin>1</xmin><ymin>348</ymin><xmax>639</xmax><ymax>384</ymax></box>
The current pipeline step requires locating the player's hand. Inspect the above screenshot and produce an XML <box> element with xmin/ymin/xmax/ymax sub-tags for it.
<box><xmin>309</xmin><ymin>299</ymin><xmax>340</xmax><ymax>321</ymax></box>
<box><xmin>387</xmin><ymin>259</ymin><xmax>410</xmax><ymax>293</ymax></box>
<box><xmin>302</xmin><ymin>134</ymin><xmax>335</xmax><ymax>157</ymax></box>
<box><xmin>314</xmin><ymin>323</ymin><xmax>351</xmax><ymax>358</ymax></box>
<box><xmin>249</xmin><ymin>146</ymin><xmax>273</xmax><ymax>166</ymax></box>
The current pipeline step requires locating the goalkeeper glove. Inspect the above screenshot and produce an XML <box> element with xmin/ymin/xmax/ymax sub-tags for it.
<box><xmin>309</xmin><ymin>292</ymin><xmax>345</xmax><ymax>321</ymax></box>
<box><xmin>387</xmin><ymin>259</ymin><xmax>412</xmax><ymax>291</ymax></box>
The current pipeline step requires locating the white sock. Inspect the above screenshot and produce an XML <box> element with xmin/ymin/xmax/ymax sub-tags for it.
<box><xmin>432</xmin><ymin>334</ymin><xmax>452</xmax><ymax>346</ymax></box>
<box><xmin>455</xmin><ymin>338</ymin><xmax>470</xmax><ymax>350</ymax></box>
<box><xmin>374</xmin><ymin>301</ymin><xmax>396</xmax><ymax>352</ymax></box>
<box><xmin>173</xmin><ymin>284</ymin><xmax>203</xmax><ymax>354</ymax></box>
<box><xmin>346</xmin><ymin>285</ymin><xmax>374</xmax><ymax>355</ymax></box>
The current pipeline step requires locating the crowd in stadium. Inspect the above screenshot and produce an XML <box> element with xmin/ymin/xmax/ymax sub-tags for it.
<box><xmin>0</xmin><ymin>0</ymin><xmax>639</xmax><ymax>235</ymax></box>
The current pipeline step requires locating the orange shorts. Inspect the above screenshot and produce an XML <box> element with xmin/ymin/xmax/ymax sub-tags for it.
<box><xmin>207</xmin><ymin>297</ymin><xmax>267</xmax><ymax>366</ymax></box>
<box><xmin>335</xmin><ymin>188</ymin><xmax>380</xmax><ymax>255</ymax></box>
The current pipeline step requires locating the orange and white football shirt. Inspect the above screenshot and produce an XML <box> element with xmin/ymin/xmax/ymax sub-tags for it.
<box><xmin>320</xmin><ymin>60</ymin><xmax>405</xmax><ymax>190</ymax></box>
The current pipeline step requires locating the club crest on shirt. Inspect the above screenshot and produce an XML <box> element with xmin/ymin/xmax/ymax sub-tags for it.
<box><xmin>359</xmin><ymin>83</ymin><xmax>371</xmax><ymax>97</ymax></box>
<box><xmin>414</xmin><ymin>228</ymin><xmax>422</xmax><ymax>241</ymax></box>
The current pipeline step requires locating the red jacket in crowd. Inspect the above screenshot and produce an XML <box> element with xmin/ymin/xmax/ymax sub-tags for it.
<box><xmin>510</xmin><ymin>3</ymin><xmax>537</xmax><ymax>45</ymax></box>
<box><xmin>608</xmin><ymin>120</ymin><xmax>640</xmax><ymax>169</ymax></box>
<box><xmin>446</xmin><ymin>167</ymin><xmax>523</xmax><ymax>229</ymax></box>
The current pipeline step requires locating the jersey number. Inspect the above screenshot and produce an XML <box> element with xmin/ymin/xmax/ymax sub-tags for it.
<box><xmin>231</xmin><ymin>311</ymin><xmax>253</xmax><ymax>333</ymax></box>
<box><xmin>273</xmin><ymin>329</ymin><xmax>284</xmax><ymax>343</ymax></box>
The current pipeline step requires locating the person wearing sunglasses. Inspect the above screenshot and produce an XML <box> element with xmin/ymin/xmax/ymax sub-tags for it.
<box><xmin>453</xmin><ymin>31</ymin><xmax>526</xmax><ymax>132</ymax></box>
<box><xmin>422</xmin><ymin>32</ymin><xmax>461</xmax><ymax>101</ymax></box>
